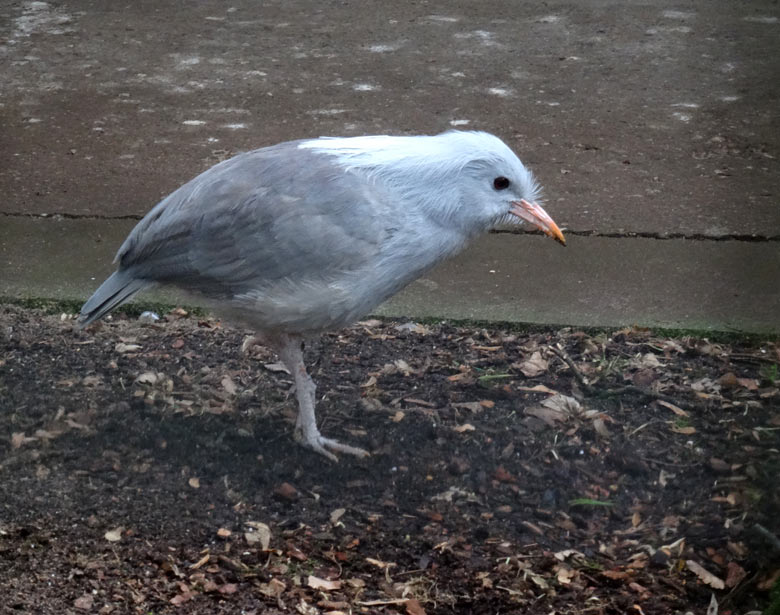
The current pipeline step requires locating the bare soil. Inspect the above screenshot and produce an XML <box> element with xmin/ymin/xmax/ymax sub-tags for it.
<box><xmin>1</xmin><ymin>306</ymin><xmax>778</xmax><ymax>614</ymax></box>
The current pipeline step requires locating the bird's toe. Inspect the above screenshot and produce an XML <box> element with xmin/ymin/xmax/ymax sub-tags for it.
<box><xmin>295</xmin><ymin>428</ymin><xmax>368</xmax><ymax>462</ymax></box>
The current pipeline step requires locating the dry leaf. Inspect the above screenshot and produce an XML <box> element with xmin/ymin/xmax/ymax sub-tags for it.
<box><xmin>725</xmin><ymin>561</ymin><xmax>747</xmax><ymax>588</ymax></box>
<box><xmin>632</xmin><ymin>368</ymin><xmax>658</xmax><ymax>388</ymax></box>
<box><xmin>447</xmin><ymin>371</ymin><xmax>471</xmax><ymax>382</ymax></box>
<box><xmin>593</xmin><ymin>417</ymin><xmax>611</xmax><ymax>438</ymax></box>
<box><xmin>330</xmin><ymin>508</ymin><xmax>346</xmax><ymax>524</ymax></box>
<box><xmin>218</xmin><ymin>583</ymin><xmax>238</xmax><ymax>594</ymax></box>
<box><xmin>390</xmin><ymin>410</ymin><xmax>405</xmax><ymax>423</ymax></box>
<box><xmin>115</xmin><ymin>342</ymin><xmax>141</xmax><ymax>353</ymax></box>
<box><xmin>11</xmin><ymin>432</ymin><xmax>35</xmax><ymax>449</ymax></box>
<box><xmin>657</xmin><ymin>399</ymin><xmax>688</xmax><ymax>417</ymax></box>
<box><xmin>221</xmin><ymin>376</ymin><xmax>237</xmax><ymax>395</ymax></box>
<box><xmin>452</xmin><ymin>401</ymin><xmax>485</xmax><ymax>413</ymax></box>
<box><xmin>405</xmin><ymin>598</ymin><xmax>427</xmax><ymax>615</ymax></box>
<box><xmin>360</xmin><ymin>375</ymin><xmax>377</xmax><ymax>388</ymax></box>
<box><xmin>525</xmin><ymin>405</ymin><xmax>567</xmax><ymax>426</ymax></box>
<box><xmin>73</xmin><ymin>594</ymin><xmax>94</xmax><ymax>610</ymax></box>
<box><xmin>692</xmin><ymin>377</ymin><xmax>721</xmax><ymax>393</ymax></box>
<box><xmin>394</xmin><ymin>322</ymin><xmax>431</xmax><ymax>335</ymax></box>
<box><xmin>358</xmin><ymin>319</ymin><xmax>384</xmax><ymax>328</ymax></box>
<box><xmin>518</xmin><ymin>351</ymin><xmax>548</xmax><ymax>377</ymax></box>
<box><xmin>81</xmin><ymin>375</ymin><xmax>102</xmax><ymax>387</ymax></box>
<box><xmin>258</xmin><ymin>577</ymin><xmax>286</xmax><ymax>597</ymax></box>
<box><xmin>638</xmin><ymin>352</ymin><xmax>663</xmax><ymax>368</ymax></box>
<box><xmin>686</xmin><ymin>560</ymin><xmax>725</xmax><ymax>589</ymax></box>
<box><xmin>245</xmin><ymin>521</ymin><xmax>271</xmax><ymax>549</ymax></box>
<box><xmin>135</xmin><ymin>371</ymin><xmax>158</xmax><ymax>385</ymax></box>
<box><xmin>542</xmin><ymin>394</ymin><xmax>582</xmax><ymax>415</ymax></box>
<box><xmin>308</xmin><ymin>575</ymin><xmax>342</xmax><ymax>591</ymax></box>
<box><xmin>556</xmin><ymin>564</ymin><xmax>576</xmax><ymax>584</ymax></box>
<box><xmin>104</xmin><ymin>527</ymin><xmax>123</xmax><ymax>542</ymax></box>
<box><xmin>170</xmin><ymin>591</ymin><xmax>194</xmax><ymax>606</ymax></box>
<box><xmin>671</xmin><ymin>425</ymin><xmax>696</xmax><ymax>435</ymax></box>
<box><xmin>736</xmin><ymin>377</ymin><xmax>759</xmax><ymax>390</ymax></box>
<box><xmin>394</xmin><ymin>359</ymin><xmax>413</xmax><ymax>375</ymax></box>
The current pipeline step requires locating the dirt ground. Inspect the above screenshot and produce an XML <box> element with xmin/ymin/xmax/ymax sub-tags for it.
<box><xmin>0</xmin><ymin>305</ymin><xmax>778</xmax><ymax>614</ymax></box>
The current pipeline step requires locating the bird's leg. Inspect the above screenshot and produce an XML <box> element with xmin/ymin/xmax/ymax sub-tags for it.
<box><xmin>274</xmin><ymin>334</ymin><xmax>369</xmax><ymax>462</ymax></box>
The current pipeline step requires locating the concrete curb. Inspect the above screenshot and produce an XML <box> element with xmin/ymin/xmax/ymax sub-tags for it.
<box><xmin>2</xmin><ymin>217</ymin><xmax>778</xmax><ymax>334</ymax></box>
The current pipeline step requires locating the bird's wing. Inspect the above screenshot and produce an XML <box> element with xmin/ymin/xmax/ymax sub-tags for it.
<box><xmin>116</xmin><ymin>142</ymin><xmax>393</xmax><ymax>299</ymax></box>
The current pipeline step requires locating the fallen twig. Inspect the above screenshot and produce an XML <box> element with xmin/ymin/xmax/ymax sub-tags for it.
<box><xmin>549</xmin><ymin>345</ymin><xmax>594</xmax><ymax>393</ymax></box>
<box><xmin>549</xmin><ymin>345</ymin><xmax>700</xmax><ymax>410</ymax></box>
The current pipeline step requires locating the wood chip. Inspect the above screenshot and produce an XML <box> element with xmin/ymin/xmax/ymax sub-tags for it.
<box><xmin>307</xmin><ymin>575</ymin><xmax>342</xmax><ymax>591</ymax></box>
<box><xmin>189</xmin><ymin>553</ymin><xmax>209</xmax><ymax>570</ymax></box>
<box><xmin>671</xmin><ymin>425</ymin><xmax>696</xmax><ymax>435</ymax></box>
<box><xmin>453</xmin><ymin>423</ymin><xmax>476</xmax><ymax>433</ymax></box>
<box><xmin>115</xmin><ymin>342</ymin><xmax>141</xmax><ymax>353</ymax></box>
<box><xmin>686</xmin><ymin>560</ymin><xmax>725</xmax><ymax>589</ymax></box>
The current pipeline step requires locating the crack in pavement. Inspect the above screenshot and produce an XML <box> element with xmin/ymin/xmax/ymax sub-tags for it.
<box><xmin>2</xmin><ymin>212</ymin><xmax>779</xmax><ymax>242</ymax></box>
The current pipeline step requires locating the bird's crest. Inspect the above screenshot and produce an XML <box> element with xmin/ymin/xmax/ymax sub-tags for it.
<box><xmin>298</xmin><ymin>131</ymin><xmax>527</xmax><ymax>184</ymax></box>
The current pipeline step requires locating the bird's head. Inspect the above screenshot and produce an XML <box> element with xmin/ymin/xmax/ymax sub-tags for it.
<box><xmin>300</xmin><ymin>131</ymin><xmax>565</xmax><ymax>244</ymax></box>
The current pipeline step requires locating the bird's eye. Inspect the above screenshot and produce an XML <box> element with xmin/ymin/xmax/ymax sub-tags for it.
<box><xmin>493</xmin><ymin>176</ymin><xmax>510</xmax><ymax>190</ymax></box>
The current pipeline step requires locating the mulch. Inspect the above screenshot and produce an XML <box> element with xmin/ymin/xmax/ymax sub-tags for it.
<box><xmin>1</xmin><ymin>305</ymin><xmax>778</xmax><ymax>614</ymax></box>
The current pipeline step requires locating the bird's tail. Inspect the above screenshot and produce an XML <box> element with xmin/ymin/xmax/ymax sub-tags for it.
<box><xmin>78</xmin><ymin>270</ymin><xmax>148</xmax><ymax>328</ymax></box>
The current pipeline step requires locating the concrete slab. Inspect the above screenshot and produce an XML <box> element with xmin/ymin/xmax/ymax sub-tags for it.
<box><xmin>2</xmin><ymin>1</ymin><xmax>778</xmax><ymax>334</ymax></box>
<box><xmin>1</xmin><ymin>0</ymin><xmax>779</xmax><ymax>236</ymax></box>
<box><xmin>2</xmin><ymin>217</ymin><xmax>778</xmax><ymax>333</ymax></box>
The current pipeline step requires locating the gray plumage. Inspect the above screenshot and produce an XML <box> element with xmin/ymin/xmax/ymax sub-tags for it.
<box><xmin>80</xmin><ymin>131</ymin><xmax>564</xmax><ymax>460</ymax></box>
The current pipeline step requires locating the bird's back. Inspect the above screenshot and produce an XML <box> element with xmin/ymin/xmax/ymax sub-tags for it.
<box><xmin>82</xmin><ymin>140</ymin><xmax>466</xmax><ymax>332</ymax></box>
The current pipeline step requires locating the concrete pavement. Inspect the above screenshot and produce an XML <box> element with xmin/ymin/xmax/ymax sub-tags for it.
<box><xmin>1</xmin><ymin>0</ymin><xmax>779</xmax><ymax>332</ymax></box>
<box><xmin>2</xmin><ymin>215</ymin><xmax>778</xmax><ymax>333</ymax></box>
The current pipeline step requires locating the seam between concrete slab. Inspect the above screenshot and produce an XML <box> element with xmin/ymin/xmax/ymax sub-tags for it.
<box><xmin>2</xmin><ymin>212</ymin><xmax>780</xmax><ymax>242</ymax></box>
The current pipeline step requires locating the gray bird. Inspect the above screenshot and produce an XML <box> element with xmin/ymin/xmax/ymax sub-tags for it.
<box><xmin>79</xmin><ymin>131</ymin><xmax>565</xmax><ymax>460</ymax></box>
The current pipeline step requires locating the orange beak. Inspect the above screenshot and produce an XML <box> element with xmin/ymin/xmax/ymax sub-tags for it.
<box><xmin>509</xmin><ymin>199</ymin><xmax>566</xmax><ymax>246</ymax></box>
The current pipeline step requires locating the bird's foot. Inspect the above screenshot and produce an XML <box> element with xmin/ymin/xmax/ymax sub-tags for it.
<box><xmin>295</xmin><ymin>428</ymin><xmax>369</xmax><ymax>462</ymax></box>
